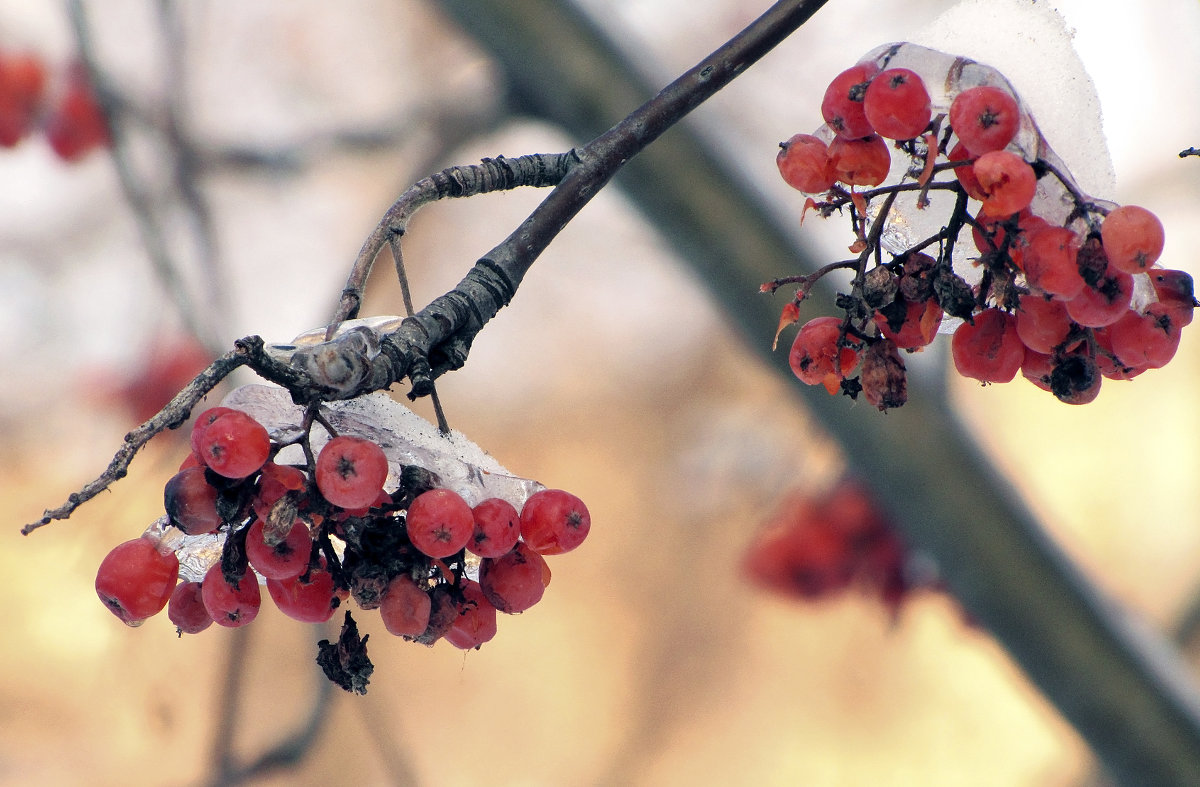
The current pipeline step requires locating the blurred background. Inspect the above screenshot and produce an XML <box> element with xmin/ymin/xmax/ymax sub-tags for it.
<box><xmin>2</xmin><ymin>0</ymin><xmax>1199</xmax><ymax>784</ymax></box>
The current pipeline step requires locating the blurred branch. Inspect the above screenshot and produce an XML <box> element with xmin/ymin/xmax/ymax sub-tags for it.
<box><xmin>67</xmin><ymin>0</ymin><xmax>221</xmax><ymax>350</ymax></box>
<box><xmin>205</xmin><ymin>626</ymin><xmax>336</xmax><ymax>787</ymax></box>
<box><xmin>432</xmin><ymin>0</ymin><xmax>1200</xmax><ymax>783</ymax></box>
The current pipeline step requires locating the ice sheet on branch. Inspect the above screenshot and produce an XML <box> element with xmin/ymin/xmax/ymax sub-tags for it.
<box><xmin>844</xmin><ymin>39</ymin><xmax>1111</xmax><ymax>274</ymax></box>
<box><xmin>220</xmin><ymin>383</ymin><xmax>543</xmax><ymax>510</ymax></box>
<box><xmin>912</xmin><ymin>0</ymin><xmax>1114</xmax><ymax>198</ymax></box>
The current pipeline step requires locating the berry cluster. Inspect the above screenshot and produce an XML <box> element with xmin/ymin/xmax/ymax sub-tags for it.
<box><xmin>771</xmin><ymin>42</ymin><xmax>1196</xmax><ymax>408</ymax></box>
<box><xmin>95</xmin><ymin>404</ymin><xmax>590</xmax><ymax>693</ymax></box>
<box><xmin>0</xmin><ymin>50</ymin><xmax>109</xmax><ymax>162</ymax></box>
<box><xmin>742</xmin><ymin>479</ymin><xmax>939</xmax><ymax>617</ymax></box>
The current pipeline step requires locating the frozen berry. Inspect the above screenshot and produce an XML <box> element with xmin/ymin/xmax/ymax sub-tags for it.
<box><xmin>406</xmin><ymin>488</ymin><xmax>474</xmax><ymax>558</ymax></box>
<box><xmin>479</xmin><ymin>542</ymin><xmax>551</xmax><ymax>614</ymax></box>
<box><xmin>195</xmin><ymin>410</ymin><xmax>270</xmax><ymax>479</ymax></box>
<box><xmin>469</xmin><ymin>497</ymin><xmax>522</xmax><ymax>558</ymax></box>
<box><xmin>315</xmin><ymin>435</ymin><xmax>388</xmax><ymax>510</ymax></box>
<box><xmin>96</xmin><ymin>537</ymin><xmax>179</xmax><ymax>626</ymax></box>
<box><xmin>443</xmin><ymin>580</ymin><xmax>498</xmax><ymax>650</ymax></box>
<box><xmin>520</xmin><ymin>489</ymin><xmax>590</xmax><ymax>555</ymax></box>
<box><xmin>168</xmin><ymin>581</ymin><xmax>213</xmax><ymax>635</ymax></box>
<box><xmin>379</xmin><ymin>576</ymin><xmax>432</xmax><ymax>637</ymax></box>
<box><xmin>201</xmin><ymin>563</ymin><xmax>261</xmax><ymax>628</ymax></box>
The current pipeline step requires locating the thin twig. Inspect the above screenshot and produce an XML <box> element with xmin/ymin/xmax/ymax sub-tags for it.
<box><xmin>66</xmin><ymin>0</ymin><xmax>218</xmax><ymax>350</ymax></box>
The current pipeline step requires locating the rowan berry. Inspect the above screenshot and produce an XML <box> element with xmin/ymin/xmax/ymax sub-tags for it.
<box><xmin>1049</xmin><ymin>351</ymin><xmax>1102</xmax><ymax>404</ymax></box>
<box><xmin>859</xmin><ymin>338</ymin><xmax>907</xmax><ymax>411</ymax></box>
<box><xmin>789</xmin><ymin>316</ymin><xmax>860</xmax><ymax>389</ymax></box>
<box><xmin>777</xmin><ymin>133</ymin><xmax>835</xmax><ymax>194</ymax></box>
<box><xmin>973</xmin><ymin>150</ymin><xmax>1037</xmax><ymax>217</ymax></box>
<box><xmin>379</xmin><ymin>576</ymin><xmax>432</xmax><ymax>637</ymax></box>
<box><xmin>1021</xmin><ymin>226</ymin><xmax>1085</xmax><ymax>299</ymax></box>
<box><xmin>469</xmin><ymin>497</ymin><xmax>522</xmax><ymax>558</ymax></box>
<box><xmin>1108</xmin><ymin>304</ymin><xmax>1181</xmax><ymax>369</ymax></box>
<box><xmin>479</xmin><ymin>542</ymin><xmax>550</xmax><ymax>614</ymax></box>
<box><xmin>267</xmin><ymin>561</ymin><xmax>339</xmax><ymax>624</ymax></box>
<box><xmin>862</xmin><ymin>67</ymin><xmax>931</xmax><ymax>141</ymax></box>
<box><xmin>163</xmin><ymin>466</ymin><xmax>222</xmax><ymax>535</ymax></box>
<box><xmin>1014</xmin><ymin>293</ymin><xmax>1073</xmax><ymax>355</ymax></box>
<box><xmin>406</xmin><ymin>488</ymin><xmax>474</xmax><ymax>558</ymax></box>
<box><xmin>168</xmin><ymin>581</ymin><xmax>213</xmax><ymax>635</ymax></box>
<box><xmin>829</xmin><ymin>134</ymin><xmax>891</xmax><ymax>187</ymax></box>
<box><xmin>245</xmin><ymin>517</ymin><xmax>312</xmax><ymax>580</ymax></box>
<box><xmin>1065</xmin><ymin>267</ymin><xmax>1134</xmax><ymax>328</ymax></box>
<box><xmin>44</xmin><ymin>64</ymin><xmax>109</xmax><ymax>161</ymax></box>
<box><xmin>1150</xmin><ymin>269</ymin><xmax>1197</xmax><ymax>327</ymax></box>
<box><xmin>315</xmin><ymin>435</ymin><xmax>389</xmax><ymax>510</ymax></box>
<box><xmin>195</xmin><ymin>410</ymin><xmax>270</xmax><ymax>479</ymax></box>
<box><xmin>443</xmin><ymin>580</ymin><xmax>498</xmax><ymax>650</ymax></box>
<box><xmin>820</xmin><ymin>62</ymin><xmax>880</xmax><ymax>139</ymax></box>
<box><xmin>520</xmin><ymin>488</ymin><xmax>591</xmax><ymax>555</ymax></box>
<box><xmin>1101</xmin><ymin>205</ymin><xmax>1164</xmax><ymax>273</ymax></box>
<box><xmin>949</xmin><ymin>85</ymin><xmax>1020</xmax><ymax>155</ymax></box>
<box><xmin>952</xmin><ymin>308</ymin><xmax>1023</xmax><ymax>383</ymax></box>
<box><xmin>96</xmin><ymin>537</ymin><xmax>179</xmax><ymax>626</ymax></box>
<box><xmin>201</xmin><ymin>563</ymin><xmax>261</xmax><ymax>628</ymax></box>
<box><xmin>0</xmin><ymin>52</ymin><xmax>45</xmax><ymax>147</ymax></box>
<box><xmin>874</xmin><ymin>297</ymin><xmax>943</xmax><ymax>351</ymax></box>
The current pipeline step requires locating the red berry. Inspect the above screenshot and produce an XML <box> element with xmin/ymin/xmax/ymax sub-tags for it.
<box><xmin>949</xmin><ymin>85</ymin><xmax>1020</xmax><ymax>155</ymax></box>
<box><xmin>1021</xmin><ymin>346</ymin><xmax>1054</xmax><ymax>392</ymax></box>
<box><xmin>195</xmin><ymin>410</ymin><xmax>270</xmax><ymax>479</ymax></box>
<box><xmin>252</xmin><ymin>462</ymin><xmax>308</xmax><ymax>520</ymax></box>
<box><xmin>949</xmin><ymin>143</ymin><xmax>985</xmax><ymax>201</ymax></box>
<box><xmin>789</xmin><ymin>316</ymin><xmax>861</xmax><ymax>390</ymax></box>
<box><xmin>828</xmin><ymin>134</ymin><xmax>890</xmax><ymax>187</ymax></box>
<box><xmin>379</xmin><ymin>576</ymin><xmax>432</xmax><ymax>637</ymax></box>
<box><xmin>1014</xmin><ymin>293</ymin><xmax>1073</xmax><ymax>355</ymax></box>
<box><xmin>469</xmin><ymin>497</ymin><xmax>522</xmax><ymax>558</ymax></box>
<box><xmin>1021</xmin><ymin>226</ymin><xmax>1085</xmax><ymax>299</ymax></box>
<box><xmin>267</xmin><ymin>561</ymin><xmax>338</xmax><ymax>624</ymax></box>
<box><xmin>0</xmin><ymin>52</ymin><xmax>46</xmax><ymax>147</ymax></box>
<box><xmin>973</xmin><ymin>151</ymin><xmax>1037</xmax><ymax>217</ymax></box>
<box><xmin>246</xmin><ymin>517</ymin><xmax>312</xmax><ymax>580</ymax></box>
<box><xmin>95</xmin><ymin>537</ymin><xmax>179</xmax><ymax>626</ymax></box>
<box><xmin>776</xmin><ymin>133</ymin><xmax>834</xmax><ymax>194</ymax></box>
<box><xmin>1101</xmin><ymin>205</ymin><xmax>1164</xmax><ymax>273</ymax></box>
<box><xmin>201</xmin><ymin>563</ymin><xmax>261</xmax><ymax>628</ymax></box>
<box><xmin>520</xmin><ymin>489</ymin><xmax>591</xmax><ymax>555</ymax></box>
<box><xmin>1108</xmin><ymin>305</ymin><xmax>1181</xmax><ymax>369</ymax></box>
<box><xmin>444</xmin><ymin>580</ymin><xmax>498</xmax><ymax>650</ymax></box>
<box><xmin>479</xmin><ymin>542</ymin><xmax>551</xmax><ymax>614</ymax></box>
<box><xmin>952</xmin><ymin>308</ymin><xmax>1024</xmax><ymax>383</ymax></box>
<box><xmin>1065</xmin><ymin>267</ymin><xmax>1134</xmax><ymax>328</ymax></box>
<box><xmin>315</xmin><ymin>435</ymin><xmax>389</xmax><ymax>509</ymax></box>
<box><xmin>406</xmin><ymin>488</ymin><xmax>474</xmax><ymax>558</ymax></box>
<box><xmin>863</xmin><ymin>68</ymin><xmax>931</xmax><ymax>141</ymax></box>
<box><xmin>163</xmin><ymin>466</ymin><xmax>222</xmax><ymax>535</ymax></box>
<box><xmin>44</xmin><ymin>64</ymin><xmax>109</xmax><ymax>161</ymax></box>
<box><xmin>873</xmin><ymin>298</ymin><xmax>943</xmax><ymax>351</ymax></box>
<box><xmin>168</xmin><ymin>581</ymin><xmax>213</xmax><ymax>635</ymax></box>
<box><xmin>821</xmin><ymin>63</ymin><xmax>880</xmax><ymax>139</ymax></box>
<box><xmin>191</xmin><ymin>407</ymin><xmax>235</xmax><ymax>457</ymax></box>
